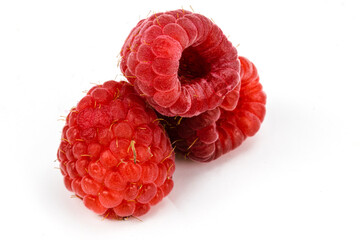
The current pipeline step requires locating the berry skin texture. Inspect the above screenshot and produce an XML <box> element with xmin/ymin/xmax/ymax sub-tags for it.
<box><xmin>120</xmin><ymin>9</ymin><xmax>240</xmax><ymax>118</ymax></box>
<box><xmin>163</xmin><ymin>56</ymin><xmax>266</xmax><ymax>162</ymax></box>
<box><xmin>57</xmin><ymin>81</ymin><xmax>175</xmax><ymax>219</ymax></box>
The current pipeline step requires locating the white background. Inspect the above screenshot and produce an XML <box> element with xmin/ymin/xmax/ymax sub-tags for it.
<box><xmin>1</xmin><ymin>0</ymin><xmax>359</xmax><ymax>239</ymax></box>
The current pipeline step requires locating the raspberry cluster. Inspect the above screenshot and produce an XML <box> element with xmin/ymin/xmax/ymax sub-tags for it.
<box><xmin>120</xmin><ymin>9</ymin><xmax>240</xmax><ymax>117</ymax></box>
<box><xmin>161</xmin><ymin>57</ymin><xmax>266</xmax><ymax>162</ymax></box>
<box><xmin>57</xmin><ymin>9</ymin><xmax>266</xmax><ymax>219</ymax></box>
<box><xmin>58</xmin><ymin>81</ymin><xmax>175</xmax><ymax>218</ymax></box>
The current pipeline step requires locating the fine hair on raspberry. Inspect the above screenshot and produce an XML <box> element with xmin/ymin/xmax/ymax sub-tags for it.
<box><xmin>120</xmin><ymin>9</ymin><xmax>240</xmax><ymax>117</ymax></box>
<box><xmin>57</xmin><ymin>81</ymin><xmax>175</xmax><ymax>219</ymax></box>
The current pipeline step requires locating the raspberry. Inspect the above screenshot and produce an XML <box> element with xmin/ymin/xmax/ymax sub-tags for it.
<box><xmin>57</xmin><ymin>81</ymin><xmax>175</xmax><ymax>219</ymax></box>
<box><xmin>162</xmin><ymin>56</ymin><xmax>266</xmax><ymax>162</ymax></box>
<box><xmin>120</xmin><ymin>9</ymin><xmax>240</xmax><ymax>117</ymax></box>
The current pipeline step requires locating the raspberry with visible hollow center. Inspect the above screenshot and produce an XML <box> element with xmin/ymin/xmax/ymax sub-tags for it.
<box><xmin>120</xmin><ymin>9</ymin><xmax>240</xmax><ymax>117</ymax></box>
<box><xmin>57</xmin><ymin>81</ymin><xmax>175</xmax><ymax>219</ymax></box>
<box><xmin>161</xmin><ymin>56</ymin><xmax>266</xmax><ymax>162</ymax></box>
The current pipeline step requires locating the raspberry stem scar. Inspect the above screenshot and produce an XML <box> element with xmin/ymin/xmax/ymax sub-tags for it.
<box><xmin>120</xmin><ymin>9</ymin><xmax>240</xmax><ymax>117</ymax></box>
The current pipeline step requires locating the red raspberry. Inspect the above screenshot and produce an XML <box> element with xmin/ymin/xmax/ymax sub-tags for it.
<box><xmin>57</xmin><ymin>81</ymin><xmax>175</xmax><ymax>219</ymax></box>
<box><xmin>163</xmin><ymin>56</ymin><xmax>266</xmax><ymax>162</ymax></box>
<box><xmin>120</xmin><ymin>9</ymin><xmax>240</xmax><ymax>117</ymax></box>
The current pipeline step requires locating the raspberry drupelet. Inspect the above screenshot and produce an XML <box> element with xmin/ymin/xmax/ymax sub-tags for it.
<box><xmin>162</xmin><ymin>56</ymin><xmax>266</xmax><ymax>162</ymax></box>
<box><xmin>120</xmin><ymin>9</ymin><xmax>240</xmax><ymax>118</ymax></box>
<box><xmin>57</xmin><ymin>81</ymin><xmax>175</xmax><ymax>219</ymax></box>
